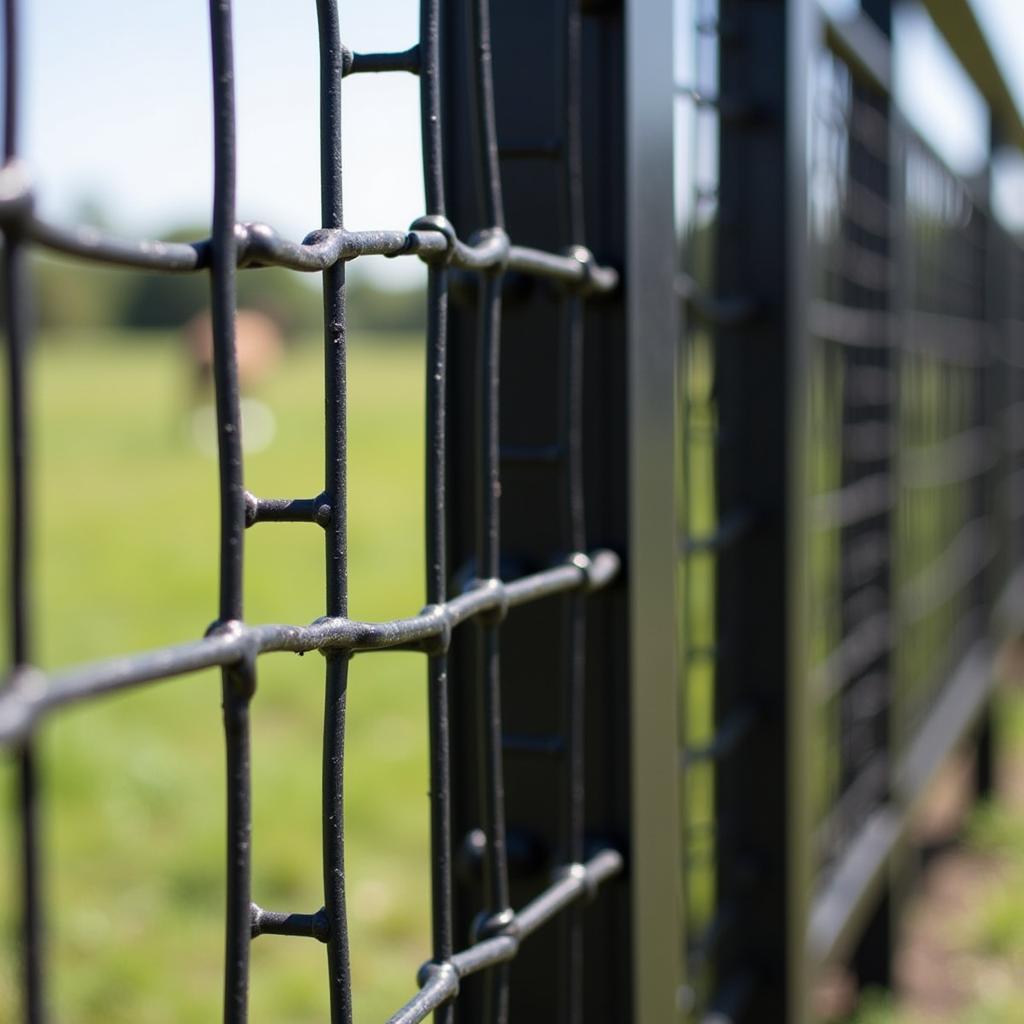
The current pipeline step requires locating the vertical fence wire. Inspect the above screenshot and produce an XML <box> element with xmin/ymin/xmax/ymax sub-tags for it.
<box><xmin>206</xmin><ymin>5</ymin><xmax>256</xmax><ymax>1020</ymax></box>
<box><xmin>314</xmin><ymin>3</ymin><xmax>353</xmax><ymax>1021</ymax></box>
<box><xmin>2</xmin><ymin>0</ymin><xmax>41</xmax><ymax>1019</ymax></box>
<box><xmin>465</xmin><ymin>4</ymin><xmax>512</xmax><ymax>1021</ymax></box>
<box><xmin>417</xmin><ymin>4</ymin><xmax>454</xmax><ymax>1024</ymax></box>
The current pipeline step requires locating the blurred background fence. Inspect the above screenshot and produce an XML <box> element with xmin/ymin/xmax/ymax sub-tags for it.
<box><xmin>3</xmin><ymin>1</ymin><xmax>1024</xmax><ymax>1023</ymax></box>
<box><xmin>677</xmin><ymin>0</ymin><xmax>1024</xmax><ymax>1020</ymax></box>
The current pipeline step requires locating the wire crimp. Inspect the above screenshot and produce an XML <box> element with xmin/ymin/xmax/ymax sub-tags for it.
<box><xmin>406</xmin><ymin>213</ymin><xmax>457</xmax><ymax>265</ymax></box>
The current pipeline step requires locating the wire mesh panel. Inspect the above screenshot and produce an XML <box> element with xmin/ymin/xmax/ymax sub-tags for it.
<box><xmin>804</xmin><ymin>0</ymin><xmax>1022</xmax><ymax>996</ymax></box>
<box><xmin>804</xmin><ymin>27</ymin><xmax>903</xmax><ymax>987</ymax></box>
<box><xmin>678</xmin><ymin>0</ymin><xmax>1024</xmax><ymax>1015</ymax></box>
<box><xmin>999</xmin><ymin>239</ymin><xmax>1024</xmax><ymax>584</ymax></box>
<box><xmin>0</xmin><ymin>1</ymin><xmax>633</xmax><ymax>1021</ymax></box>
<box><xmin>807</xmin><ymin>45</ymin><xmax>894</xmax><ymax>887</ymax></box>
<box><xmin>893</xmin><ymin>135</ymin><xmax>994</xmax><ymax>752</ymax></box>
<box><xmin>7</xmin><ymin>0</ymin><xmax>1024</xmax><ymax>1020</ymax></box>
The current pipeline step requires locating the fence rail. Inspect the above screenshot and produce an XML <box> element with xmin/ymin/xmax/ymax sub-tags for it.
<box><xmin>4</xmin><ymin>1</ymin><xmax>1024</xmax><ymax>1022</ymax></box>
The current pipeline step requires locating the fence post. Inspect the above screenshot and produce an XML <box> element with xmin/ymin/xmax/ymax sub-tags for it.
<box><xmin>440</xmin><ymin>1</ymin><xmax>682</xmax><ymax>1020</ymax></box>
<box><xmin>848</xmin><ymin>0</ymin><xmax>899</xmax><ymax>992</ymax></box>
<box><xmin>625</xmin><ymin>0</ymin><xmax>686</xmax><ymax>1021</ymax></box>
<box><xmin>712</xmin><ymin>0</ymin><xmax>813</xmax><ymax>1019</ymax></box>
<box><xmin>975</xmin><ymin>113</ymin><xmax>1006</xmax><ymax>802</ymax></box>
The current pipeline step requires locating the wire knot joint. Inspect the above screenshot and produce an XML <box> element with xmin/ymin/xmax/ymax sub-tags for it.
<box><xmin>408</xmin><ymin>214</ymin><xmax>457</xmax><ymax>265</ymax></box>
<box><xmin>419</xmin><ymin>603</ymin><xmax>453</xmax><ymax>656</ymax></box>
<box><xmin>416</xmin><ymin>958</ymin><xmax>461</xmax><ymax>1000</ymax></box>
<box><xmin>473</xmin><ymin>577</ymin><xmax>510</xmax><ymax>625</ymax></box>
<box><xmin>471</xmin><ymin>906</ymin><xmax>519</xmax><ymax>947</ymax></box>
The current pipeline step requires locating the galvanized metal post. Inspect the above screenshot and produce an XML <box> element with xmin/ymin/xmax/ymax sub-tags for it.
<box><xmin>712</xmin><ymin>0</ymin><xmax>812</xmax><ymax>1019</ymax></box>
<box><xmin>625</xmin><ymin>0</ymin><xmax>685</xmax><ymax>1020</ymax></box>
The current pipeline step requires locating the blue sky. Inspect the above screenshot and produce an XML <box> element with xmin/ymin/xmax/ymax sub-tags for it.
<box><xmin>6</xmin><ymin>1</ymin><xmax>1024</xmax><ymax>285</ymax></box>
<box><xmin>14</xmin><ymin>0</ymin><xmax>425</xmax><ymax>284</ymax></box>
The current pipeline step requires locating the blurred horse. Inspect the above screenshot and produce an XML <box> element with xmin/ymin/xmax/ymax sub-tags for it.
<box><xmin>183</xmin><ymin>308</ymin><xmax>284</xmax><ymax>453</ymax></box>
<box><xmin>184</xmin><ymin>308</ymin><xmax>283</xmax><ymax>400</ymax></box>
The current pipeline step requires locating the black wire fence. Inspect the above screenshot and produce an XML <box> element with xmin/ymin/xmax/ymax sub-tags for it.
<box><xmin>6</xmin><ymin>0</ymin><xmax>1024</xmax><ymax>1022</ymax></box>
<box><xmin>0</xmin><ymin>1</ymin><xmax>626</xmax><ymax>1022</ymax></box>
<box><xmin>676</xmin><ymin>1</ymin><xmax>1024</xmax><ymax>1020</ymax></box>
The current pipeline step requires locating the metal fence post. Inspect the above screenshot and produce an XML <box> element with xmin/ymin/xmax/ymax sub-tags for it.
<box><xmin>975</xmin><ymin>114</ymin><xmax>1007</xmax><ymax>802</ymax></box>
<box><xmin>625</xmin><ymin>0</ymin><xmax>685</xmax><ymax>1021</ymax></box>
<box><xmin>847</xmin><ymin>0</ymin><xmax>898</xmax><ymax>992</ymax></box>
<box><xmin>711</xmin><ymin>0</ymin><xmax>812</xmax><ymax>1019</ymax></box>
<box><xmin>440</xmin><ymin>0</ymin><xmax>681</xmax><ymax>1020</ymax></box>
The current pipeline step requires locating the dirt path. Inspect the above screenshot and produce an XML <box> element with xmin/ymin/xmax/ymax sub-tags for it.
<box><xmin>892</xmin><ymin>754</ymin><xmax>1024</xmax><ymax>1021</ymax></box>
<box><xmin>814</xmin><ymin>750</ymin><xmax>1024</xmax><ymax>1022</ymax></box>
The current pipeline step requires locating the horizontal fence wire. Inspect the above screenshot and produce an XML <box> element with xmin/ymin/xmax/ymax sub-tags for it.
<box><xmin>0</xmin><ymin>0</ymin><xmax>624</xmax><ymax>1021</ymax></box>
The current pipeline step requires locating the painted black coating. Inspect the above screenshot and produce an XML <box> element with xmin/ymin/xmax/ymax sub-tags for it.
<box><xmin>0</xmin><ymin>0</ymin><xmax>624</xmax><ymax>1019</ymax></box>
<box><xmin>3</xmin><ymin>0</ymin><xmax>40</xmax><ymax>1019</ymax></box>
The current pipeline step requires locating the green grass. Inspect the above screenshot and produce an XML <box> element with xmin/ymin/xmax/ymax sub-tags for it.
<box><xmin>0</xmin><ymin>330</ymin><xmax>430</xmax><ymax>1022</ymax></box>
<box><xmin>7</xmin><ymin>325</ymin><xmax>1024</xmax><ymax>1024</ymax></box>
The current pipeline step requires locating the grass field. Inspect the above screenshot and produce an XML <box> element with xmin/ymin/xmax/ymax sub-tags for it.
<box><xmin>4</xmin><ymin>329</ymin><xmax>1024</xmax><ymax>1023</ymax></box>
<box><xmin>0</xmin><ymin>330</ymin><xmax>430</xmax><ymax>1022</ymax></box>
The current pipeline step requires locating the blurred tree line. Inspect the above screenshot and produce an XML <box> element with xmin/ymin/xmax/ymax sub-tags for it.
<box><xmin>30</xmin><ymin>223</ymin><xmax>425</xmax><ymax>338</ymax></box>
